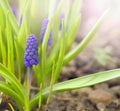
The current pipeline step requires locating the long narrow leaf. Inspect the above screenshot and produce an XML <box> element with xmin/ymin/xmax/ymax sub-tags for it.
<box><xmin>0</xmin><ymin>27</ymin><xmax>7</xmax><ymax>66</ymax></box>
<box><xmin>40</xmin><ymin>19</ymin><xmax>52</xmax><ymax>87</ymax></box>
<box><xmin>53</xmin><ymin>21</ymin><xmax>66</xmax><ymax>82</ymax></box>
<box><xmin>30</xmin><ymin>68</ymin><xmax>120</xmax><ymax>108</ymax></box>
<box><xmin>68</xmin><ymin>0</ymin><xmax>82</xmax><ymax>28</ymax></box>
<box><xmin>0</xmin><ymin>5</ymin><xmax>5</xmax><ymax>28</ymax></box>
<box><xmin>0</xmin><ymin>82</ymin><xmax>23</xmax><ymax>110</ymax></box>
<box><xmin>6</xmin><ymin>14</ymin><xmax>14</xmax><ymax>73</ymax></box>
<box><xmin>0</xmin><ymin>0</ymin><xmax>19</xmax><ymax>35</ymax></box>
<box><xmin>14</xmin><ymin>39</ymin><xmax>24</xmax><ymax>80</ymax></box>
<box><xmin>67</xmin><ymin>15</ymin><xmax>81</xmax><ymax>48</ymax></box>
<box><xmin>0</xmin><ymin>63</ymin><xmax>27</xmax><ymax>102</ymax></box>
<box><xmin>63</xmin><ymin>10</ymin><xmax>108</xmax><ymax>65</ymax></box>
<box><xmin>0</xmin><ymin>63</ymin><xmax>30</xmax><ymax>110</ymax></box>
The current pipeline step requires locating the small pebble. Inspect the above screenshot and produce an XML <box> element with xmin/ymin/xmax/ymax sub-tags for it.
<box><xmin>88</xmin><ymin>89</ymin><xmax>113</xmax><ymax>103</ymax></box>
<box><xmin>97</xmin><ymin>103</ymin><xmax>106</xmax><ymax>111</ymax></box>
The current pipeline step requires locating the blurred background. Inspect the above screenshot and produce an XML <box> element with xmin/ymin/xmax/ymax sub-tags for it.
<box><xmin>80</xmin><ymin>0</ymin><xmax>120</xmax><ymax>36</ymax></box>
<box><xmin>78</xmin><ymin>0</ymin><xmax>120</xmax><ymax>68</ymax></box>
<box><xmin>8</xmin><ymin>0</ymin><xmax>120</xmax><ymax>67</ymax></box>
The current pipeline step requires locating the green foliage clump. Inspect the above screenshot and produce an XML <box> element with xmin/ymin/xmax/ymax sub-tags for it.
<box><xmin>0</xmin><ymin>0</ymin><xmax>120</xmax><ymax>111</ymax></box>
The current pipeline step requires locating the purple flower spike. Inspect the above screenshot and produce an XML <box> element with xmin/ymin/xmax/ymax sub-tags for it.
<box><xmin>24</xmin><ymin>34</ymin><xmax>39</xmax><ymax>67</ymax></box>
<box><xmin>59</xmin><ymin>13</ymin><xmax>65</xmax><ymax>30</ymax></box>
<box><xmin>11</xmin><ymin>6</ymin><xmax>17</xmax><ymax>17</ymax></box>
<box><xmin>40</xmin><ymin>18</ymin><xmax>52</xmax><ymax>46</ymax></box>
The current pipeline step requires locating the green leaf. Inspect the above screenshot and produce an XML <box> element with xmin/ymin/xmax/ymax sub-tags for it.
<box><xmin>63</xmin><ymin>10</ymin><xmax>109</xmax><ymax>65</ymax></box>
<box><xmin>0</xmin><ymin>0</ymin><xmax>19</xmax><ymax>35</ymax></box>
<box><xmin>52</xmin><ymin>0</ymin><xmax>62</xmax><ymax>44</ymax></box>
<box><xmin>38</xmin><ymin>83</ymin><xmax>43</xmax><ymax>109</ymax></box>
<box><xmin>47</xmin><ymin>21</ymin><xmax>66</xmax><ymax>104</ymax></box>
<box><xmin>8</xmin><ymin>103</ymin><xmax>15</xmax><ymax>111</ymax></box>
<box><xmin>0</xmin><ymin>5</ymin><xmax>5</xmax><ymax>28</ymax></box>
<box><xmin>51</xmin><ymin>69</ymin><xmax>120</xmax><ymax>91</ymax></box>
<box><xmin>68</xmin><ymin>0</ymin><xmax>82</xmax><ymax>28</ymax></box>
<box><xmin>48</xmin><ymin>0</ymin><xmax>57</xmax><ymax>18</ymax></box>
<box><xmin>0</xmin><ymin>82</ymin><xmax>23</xmax><ymax>110</ymax></box>
<box><xmin>0</xmin><ymin>27</ymin><xmax>7</xmax><ymax>66</ymax></box>
<box><xmin>53</xmin><ymin>21</ymin><xmax>66</xmax><ymax>82</ymax></box>
<box><xmin>17</xmin><ymin>0</ymin><xmax>32</xmax><ymax>43</ymax></box>
<box><xmin>67</xmin><ymin>15</ymin><xmax>81</xmax><ymax>48</ymax></box>
<box><xmin>40</xmin><ymin>19</ymin><xmax>52</xmax><ymax>87</ymax></box>
<box><xmin>0</xmin><ymin>63</ymin><xmax>29</xmax><ymax>110</ymax></box>
<box><xmin>30</xmin><ymin>69</ymin><xmax>120</xmax><ymax>109</ymax></box>
<box><xmin>17</xmin><ymin>16</ymin><xmax>29</xmax><ymax>49</ymax></box>
<box><xmin>46</xmin><ymin>43</ymin><xmax>60</xmax><ymax>70</ymax></box>
<box><xmin>14</xmin><ymin>39</ymin><xmax>24</xmax><ymax>80</ymax></box>
<box><xmin>0</xmin><ymin>63</ymin><xmax>23</xmax><ymax>95</ymax></box>
<box><xmin>5</xmin><ymin>14</ymin><xmax>14</xmax><ymax>73</ymax></box>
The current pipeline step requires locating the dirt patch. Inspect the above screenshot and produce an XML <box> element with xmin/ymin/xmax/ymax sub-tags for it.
<box><xmin>41</xmin><ymin>79</ymin><xmax>120</xmax><ymax>111</ymax></box>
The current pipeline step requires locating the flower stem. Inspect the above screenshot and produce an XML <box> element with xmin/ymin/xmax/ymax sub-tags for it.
<box><xmin>27</xmin><ymin>66</ymin><xmax>32</xmax><ymax>98</ymax></box>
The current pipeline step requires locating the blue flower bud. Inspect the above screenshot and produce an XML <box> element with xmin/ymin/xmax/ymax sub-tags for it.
<box><xmin>40</xmin><ymin>18</ymin><xmax>52</xmax><ymax>46</ymax></box>
<box><xmin>19</xmin><ymin>15</ymin><xmax>23</xmax><ymax>26</ymax></box>
<box><xmin>24</xmin><ymin>34</ymin><xmax>39</xmax><ymax>67</ymax></box>
<box><xmin>59</xmin><ymin>13</ymin><xmax>65</xmax><ymax>30</ymax></box>
<box><xmin>11</xmin><ymin>6</ymin><xmax>17</xmax><ymax>17</ymax></box>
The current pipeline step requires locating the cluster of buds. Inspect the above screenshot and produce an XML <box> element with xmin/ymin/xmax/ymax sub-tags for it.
<box><xmin>11</xmin><ymin>6</ymin><xmax>17</xmax><ymax>17</ymax></box>
<box><xmin>24</xmin><ymin>34</ymin><xmax>39</xmax><ymax>67</ymax></box>
<box><xmin>40</xmin><ymin>18</ymin><xmax>52</xmax><ymax>46</ymax></box>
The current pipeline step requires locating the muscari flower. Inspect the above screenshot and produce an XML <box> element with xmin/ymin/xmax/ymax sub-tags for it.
<box><xmin>19</xmin><ymin>15</ymin><xmax>23</xmax><ymax>26</ymax></box>
<box><xmin>11</xmin><ymin>6</ymin><xmax>17</xmax><ymax>17</ymax></box>
<box><xmin>40</xmin><ymin>18</ymin><xmax>52</xmax><ymax>46</ymax></box>
<box><xmin>11</xmin><ymin>6</ymin><xmax>23</xmax><ymax>26</ymax></box>
<box><xmin>24</xmin><ymin>34</ymin><xmax>39</xmax><ymax>67</ymax></box>
<box><xmin>59</xmin><ymin>12</ymin><xmax>65</xmax><ymax>30</ymax></box>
